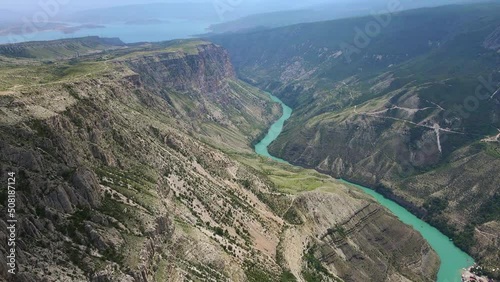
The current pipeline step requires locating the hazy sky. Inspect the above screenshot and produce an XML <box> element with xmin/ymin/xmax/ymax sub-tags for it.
<box><xmin>0</xmin><ymin>0</ymin><xmax>356</xmax><ymax>12</ymax></box>
<box><xmin>2</xmin><ymin>0</ymin><xmax>338</xmax><ymax>12</ymax></box>
<box><xmin>0</xmin><ymin>0</ymin><xmax>342</xmax><ymax>24</ymax></box>
<box><xmin>3</xmin><ymin>0</ymin><xmax>482</xmax><ymax>12</ymax></box>
<box><xmin>0</xmin><ymin>0</ymin><xmax>482</xmax><ymax>21</ymax></box>
<box><xmin>3</xmin><ymin>0</ymin><xmax>183</xmax><ymax>11</ymax></box>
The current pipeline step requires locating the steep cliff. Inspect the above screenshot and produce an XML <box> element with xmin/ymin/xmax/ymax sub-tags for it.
<box><xmin>125</xmin><ymin>43</ymin><xmax>236</xmax><ymax>93</ymax></box>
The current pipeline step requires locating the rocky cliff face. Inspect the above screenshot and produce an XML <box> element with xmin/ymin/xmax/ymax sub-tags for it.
<box><xmin>125</xmin><ymin>43</ymin><xmax>235</xmax><ymax>94</ymax></box>
<box><xmin>118</xmin><ymin>42</ymin><xmax>279</xmax><ymax>152</ymax></box>
<box><xmin>0</xmin><ymin>38</ymin><xmax>438</xmax><ymax>281</ymax></box>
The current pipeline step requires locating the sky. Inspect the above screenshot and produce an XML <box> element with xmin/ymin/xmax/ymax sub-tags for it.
<box><xmin>0</xmin><ymin>0</ymin><xmax>484</xmax><ymax>23</ymax></box>
<box><xmin>1</xmin><ymin>0</ymin><xmax>482</xmax><ymax>13</ymax></box>
<box><xmin>1</xmin><ymin>0</ymin><xmax>339</xmax><ymax>12</ymax></box>
<box><xmin>0</xmin><ymin>0</ymin><xmax>339</xmax><ymax>24</ymax></box>
<box><xmin>3</xmin><ymin>0</ymin><xmax>166</xmax><ymax>10</ymax></box>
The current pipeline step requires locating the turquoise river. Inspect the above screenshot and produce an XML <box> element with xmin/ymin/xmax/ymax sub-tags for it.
<box><xmin>254</xmin><ymin>93</ymin><xmax>474</xmax><ymax>282</ymax></box>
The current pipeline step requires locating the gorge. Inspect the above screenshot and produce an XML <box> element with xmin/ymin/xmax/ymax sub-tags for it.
<box><xmin>0</xmin><ymin>37</ymin><xmax>443</xmax><ymax>281</ymax></box>
<box><xmin>254</xmin><ymin>92</ymin><xmax>474</xmax><ymax>282</ymax></box>
<box><xmin>0</xmin><ymin>3</ymin><xmax>498</xmax><ymax>281</ymax></box>
<box><xmin>212</xmin><ymin>3</ymin><xmax>500</xmax><ymax>279</ymax></box>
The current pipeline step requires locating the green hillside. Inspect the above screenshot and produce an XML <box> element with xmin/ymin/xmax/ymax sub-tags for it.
<box><xmin>211</xmin><ymin>3</ymin><xmax>500</xmax><ymax>277</ymax></box>
<box><xmin>0</xmin><ymin>36</ymin><xmax>126</xmax><ymax>60</ymax></box>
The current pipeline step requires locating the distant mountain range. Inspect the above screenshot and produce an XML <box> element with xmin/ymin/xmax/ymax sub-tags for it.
<box><xmin>62</xmin><ymin>2</ymin><xmax>221</xmax><ymax>23</ymax></box>
<box><xmin>208</xmin><ymin>0</ymin><xmax>491</xmax><ymax>33</ymax></box>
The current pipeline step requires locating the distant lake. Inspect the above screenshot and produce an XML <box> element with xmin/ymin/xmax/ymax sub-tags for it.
<box><xmin>0</xmin><ymin>20</ymin><xmax>212</xmax><ymax>44</ymax></box>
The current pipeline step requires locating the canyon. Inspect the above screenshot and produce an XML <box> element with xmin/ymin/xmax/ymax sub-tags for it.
<box><xmin>0</xmin><ymin>37</ymin><xmax>439</xmax><ymax>281</ymax></box>
<box><xmin>212</xmin><ymin>3</ymin><xmax>500</xmax><ymax>279</ymax></box>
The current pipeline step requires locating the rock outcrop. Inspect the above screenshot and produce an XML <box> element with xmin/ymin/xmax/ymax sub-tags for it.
<box><xmin>125</xmin><ymin>43</ymin><xmax>235</xmax><ymax>94</ymax></box>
